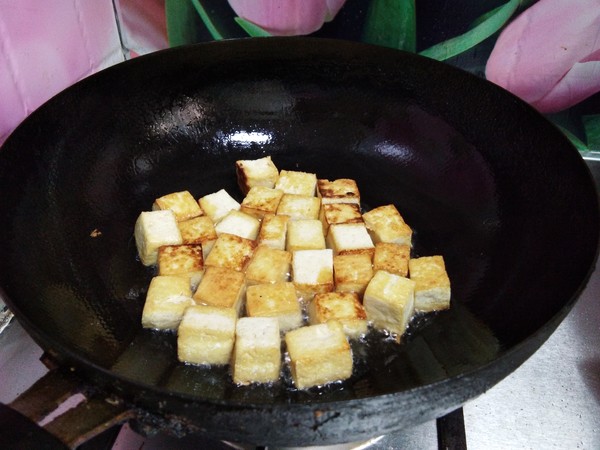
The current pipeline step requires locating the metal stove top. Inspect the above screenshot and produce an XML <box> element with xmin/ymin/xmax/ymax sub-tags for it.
<box><xmin>1</xmin><ymin>158</ymin><xmax>599</xmax><ymax>450</ymax></box>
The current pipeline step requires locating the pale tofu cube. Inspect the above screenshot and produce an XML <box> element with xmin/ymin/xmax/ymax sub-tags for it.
<box><xmin>291</xmin><ymin>249</ymin><xmax>334</xmax><ymax>300</ymax></box>
<box><xmin>276</xmin><ymin>194</ymin><xmax>321</xmax><ymax>220</ymax></box>
<box><xmin>233</xmin><ymin>317</ymin><xmax>282</xmax><ymax>385</ymax></box>
<box><xmin>236</xmin><ymin>156</ymin><xmax>279</xmax><ymax>195</ymax></box>
<box><xmin>158</xmin><ymin>244</ymin><xmax>204</xmax><ymax>289</ymax></box>
<box><xmin>274</xmin><ymin>170</ymin><xmax>317</xmax><ymax>196</ymax></box>
<box><xmin>319</xmin><ymin>203</ymin><xmax>363</xmax><ymax>235</ymax></box>
<box><xmin>333</xmin><ymin>252</ymin><xmax>374</xmax><ymax>295</ymax></box>
<box><xmin>317</xmin><ymin>178</ymin><xmax>360</xmax><ymax>205</ymax></box>
<box><xmin>152</xmin><ymin>190</ymin><xmax>203</xmax><ymax>221</ymax></box>
<box><xmin>245</xmin><ymin>245</ymin><xmax>292</xmax><ymax>285</ymax></box>
<box><xmin>177</xmin><ymin>216</ymin><xmax>217</xmax><ymax>259</ymax></box>
<box><xmin>246</xmin><ymin>282</ymin><xmax>303</xmax><ymax>331</ymax></box>
<box><xmin>362</xmin><ymin>204</ymin><xmax>412</xmax><ymax>246</ymax></box>
<box><xmin>134</xmin><ymin>210</ymin><xmax>183</xmax><ymax>266</ymax></box>
<box><xmin>204</xmin><ymin>233</ymin><xmax>256</xmax><ymax>272</ymax></box>
<box><xmin>308</xmin><ymin>292</ymin><xmax>368</xmax><ymax>339</ymax></box>
<box><xmin>257</xmin><ymin>213</ymin><xmax>289</xmax><ymax>250</ymax></box>
<box><xmin>199</xmin><ymin>189</ymin><xmax>240</xmax><ymax>223</ymax></box>
<box><xmin>141</xmin><ymin>275</ymin><xmax>194</xmax><ymax>330</ymax></box>
<box><xmin>363</xmin><ymin>270</ymin><xmax>415</xmax><ymax>337</ymax></box>
<box><xmin>214</xmin><ymin>210</ymin><xmax>260</xmax><ymax>240</ymax></box>
<box><xmin>373</xmin><ymin>242</ymin><xmax>410</xmax><ymax>277</ymax></box>
<box><xmin>285</xmin><ymin>321</ymin><xmax>353</xmax><ymax>389</ymax></box>
<box><xmin>408</xmin><ymin>256</ymin><xmax>451</xmax><ymax>312</ymax></box>
<box><xmin>326</xmin><ymin>223</ymin><xmax>374</xmax><ymax>255</ymax></box>
<box><xmin>177</xmin><ymin>305</ymin><xmax>237</xmax><ymax>365</ymax></box>
<box><xmin>286</xmin><ymin>219</ymin><xmax>326</xmax><ymax>251</ymax></box>
<box><xmin>240</xmin><ymin>186</ymin><xmax>284</xmax><ymax>219</ymax></box>
<box><xmin>193</xmin><ymin>266</ymin><xmax>246</xmax><ymax>315</ymax></box>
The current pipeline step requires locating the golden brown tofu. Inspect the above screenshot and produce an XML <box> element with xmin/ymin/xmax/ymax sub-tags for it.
<box><xmin>291</xmin><ymin>249</ymin><xmax>334</xmax><ymax>300</ymax></box>
<box><xmin>177</xmin><ymin>215</ymin><xmax>217</xmax><ymax>259</ymax></box>
<box><xmin>326</xmin><ymin>223</ymin><xmax>374</xmax><ymax>255</ymax></box>
<box><xmin>240</xmin><ymin>186</ymin><xmax>284</xmax><ymax>219</ymax></box>
<box><xmin>246</xmin><ymin>282</ymin><xmax>303</xmax><ymax>331</ymax></box>
<box><xmin>193</xmin><ymin>266</ymin><xmax>246</xmax><ymax>315</ymax></box>
<box><xmin>257</xmin><ymin>213</ymin><xmax>289</xmax><ymax>250</ymax></box>
<box><xmin>152</xmin><ymin>190</ymin><xmax>203</xmax><ymax>222</ymax></box>
<box><xmin>285</xmin><ymin>321</ymin><xmax>353</xmax><ymax>389</ymax></box>
<box><xmin>373</xmin><ymin>242</ymin><xmax>410</xmax><ymax>277</ymax></box>
<box><xmin>141</xmin><ymin>275</ymin><xmax>194</xmax><ymax>330</ymax></box>
<box><xmin>276</xmin><ymin>194</ymin><xmax>321</xmax><ymax>221</ymax></box>
<box><xmin>333</xmin><ymin>252</ymin><xmax>374</xmax><ymax>295</ymax></box>
<box><xmin>362</xmin><ymin>204</ymin><xmax>412</xmax><ymax>246</ymax></box>
<box><xmin>245</xmin><ymin>245</ymin><xmax>292</xmax><ymax>285</ymax></box>
<box><xmin>408</xmin><ymin>255</ymin><xmax>451</xmax><ymax>312</ymax></box>
<box><xmin>204</xmin><ymin>233</ymin><xmax>256</xmax><ymax>272</ymax></box>
<box><xmin>233</xmin><ymin>317</ymin><xmax>282</xmax><ymax>385</ymax></box>
<box><xmin>157</xmin><ymin>244</ymin><xmax>204</xmax><ymax>289</ymax></box>
<box><xmin>337</xmin><ymin>247</ymin><xmax>376</xmax><ymax>258</ymax></box>
<box><xmin>134</xmin><ymin>210</ymin><xmax>183</xmax><ymax>266</ymax></box>
<box><xmin>319</xmin><ymin>203</ymin><xmax>363</xmax><ymax>235</ymax></box>
<box><xmin>363</xmin><ymin>270</ymin><xmax>415</xmax><ymax>337</ymax></box>
<box><xmin>308</xmin><ymin>292</ymin><xmax>368</xmax><ymax>339</ymax></box>
<box><xmin>214</xmin><ymin>210</ymin><xmax>261</xmax><ymax>240</ymax></box>
<box><xmin>177</xmin><ymin>305</ymin><xmax>237</xmax><ymax>365</ymax></box>
<box><xmin>274</xmin><ymin>169</ymin><xmax>317</xmax><ymax>196</ymax></box>
<box><xmin>236</xmin><ymin>156</ymin><xmax>279</xmax><ymax>195</ymax></box>
<box><xmin>286</xmin><ymin>219</ymin><xmax>326</xmax><ymax>251</ymax></box>
<box><xmin>317</xmin><ymin>178</ymin><xmax>360</xmax><ymax>205</ymax></box>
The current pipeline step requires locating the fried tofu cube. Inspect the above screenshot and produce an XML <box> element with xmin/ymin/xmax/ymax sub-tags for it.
<box><xmin>286</xmin><ymin>219</ymin><xmax>326</xmax><ymax>251</ymax></box>
<box><xmin>204</xmin><ymin>233</ymin><xmax>256</xmax><ymax>272</ymax></box>
<box><xmin>317</xmin><ymin>178</ymin><xmax>360</xmax><ymax>205</ymax></box>
<box><xmin>333</xmin><ymin>252</ymin><xmax>373</xmax><ymax>295</ymax></box>
<box><xmin>141</xmin><ymin>275</ymin><xmax>194</xmax><ymax>330</ymax></box>
<box><xmin>152</xmin><ymin>190</ymin><xmax>203</xmax><ymax>222</ymax></box>
<box><xmin>193</xmin><ymin>266</ymin><xmax>246</xmax><ymax>315</ymax></box>
<box><xmin>319</xmin><ymin>203</ymin><xmax>363</xmax><ymax>235</ymax></box>
<box><xmin>373</xmin><ymin>242</ymin><xmax>410</xmax><ymax>277</ymax></box>
<box><xmin>158</xmin><ymin>244</ymin><xmax>204</xmax><ymax>289</ymax></box>
<box><xmin>291</xmin><ymin>249</ymin><xmax>334</xmax><ymax>299</ymax></box>
<box><xmin>233</xmin><ymin>317</ymin><xmax>282</xmax><ymax>385</ymax></box>
<box><xmin>363</xmin><ymin>270</ymin><xmax>415</xmax><ymax>337</ymax></box>
<box><xmin>214</xmin><ymin>210</ymin><xmax>260</xmax><ymax>240</ymax></box>
<box><xmin>308</xmin><ymin>292</ymin><xmax>368</xmax><ymax>339</ymax></box>
<box><xmin>362</xmin><ymin>204</ymin><xmax>412</xmax><ymax>246</ymax></box>
<box><xmin>246</xmin><ymin>282</ymin><xmax>303</xmax><ymax>331</ymax></box>
<box><xmin>274</xmin><ymin>170</ymin><xmax>317</xmax><ymax>196</ymax></box>
<box><xmin>276</xmin><ymin>194</ymin><xmax>321</xmax><ymax>220</ymax></box>
<box><xmin>177</xmin><ymin>305</ymin><xmax>237</xmax><ymax>365</ymax></box>
<box><xmin>408</xmin><ymin>255</ymin><xmax>451</xmax><ymax>312</ymax></box>
<box><xmin>326</xmin><ymin>223</ymin><xmax>374</xmax><ymax>255</ymax></box>
<box><xmin>177</xmin><ymin>216</ymin><xmax>217</xmax><ymax>259</ymax></box>
<box><xmin>257</xmin><ymin>213</ymin><xmax>289</xmax><ymax>250</ymax></box>
<box><xmin>134</xmin><ymin>210</ymin><xmax>183</xmax><ymax>266</ymax></box>
<box><xmin>245</xmin><ymin>245</ymin><xmax>292</xmax><ymax>285</ymax></box>
<box><xmin>240</xmin><ymin>186</ymin><xmax>284</xmax><ymax>219</ymax></box>
<box><xmin>285</xmin><ymin>321</ymin><xmax>353</xmax><ymax>389</ymax></box>
<box><xmin>199</xmin><ymin>189</ymin><xmax>240</xmax><ymax>223</ymax></box>
<box><xmin>236</xmin><ymin>156</ymin><xmax>279</xmax><ymax>195</ymax></box>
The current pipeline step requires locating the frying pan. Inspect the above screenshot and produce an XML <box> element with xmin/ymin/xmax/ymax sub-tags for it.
<box><xmin>0</xmin><ymin>37</ymin><xmax>598</xmax><ymax>447</ymax></box>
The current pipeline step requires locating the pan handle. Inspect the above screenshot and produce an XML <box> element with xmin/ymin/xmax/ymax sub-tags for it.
<box><xmin>2</xmin><ymin>368</ymin><xmax>134</xmax><ymax>449</ymax></box>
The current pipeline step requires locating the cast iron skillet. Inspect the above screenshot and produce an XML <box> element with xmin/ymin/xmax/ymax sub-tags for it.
<box><xmin>0</xmin><ymin>37</ymin><xmax>598</xmax><ymax>446</ymax></box>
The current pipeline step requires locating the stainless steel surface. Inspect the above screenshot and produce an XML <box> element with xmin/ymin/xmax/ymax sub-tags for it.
<box><xmin>0</xmin><ymin>158</ymin><xmax>598</xmax><ymax>449</ymax></box>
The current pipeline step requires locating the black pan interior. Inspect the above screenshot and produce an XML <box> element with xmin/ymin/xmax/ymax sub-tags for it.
<box><xmin>0</xmin><ymin>37</ymin><xmax>597</xmax><ymax>443</ymax></box>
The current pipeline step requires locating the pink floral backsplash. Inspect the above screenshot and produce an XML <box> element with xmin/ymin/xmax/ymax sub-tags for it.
<box><xmin>1</xmin><ymin>0</ymin><xmax>598</xmax><ymax>151</ymax></box>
